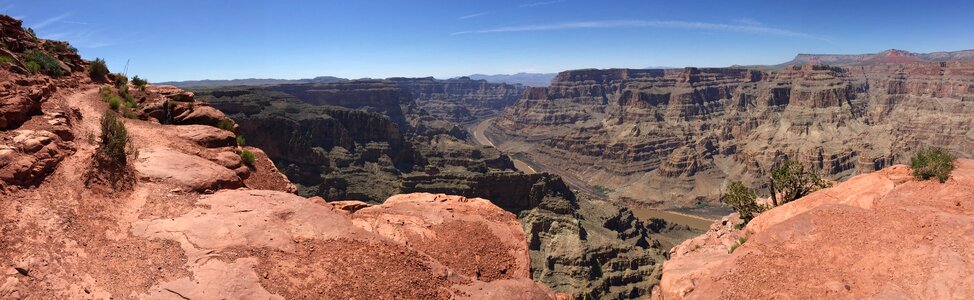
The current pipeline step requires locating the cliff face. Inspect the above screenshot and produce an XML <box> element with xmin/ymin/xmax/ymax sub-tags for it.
<box><xmin>488</xmin><ymin>63</ymin><xmax>974</xmax><ymax>207</ymax></box>
<box><xmin>198</xmin><ymin>82</ymin><xmax>667</xmax><ymax>298</ymax></box>
<box><xmin>0</xmin><ymin>15</ymin><xmax>556</xmax><ymax>299</ymax></box>
<box><xmin>657</xmin><ymin>160</ymin><xmax>974</xmax><ymax>299</ymax></box>
<box><xmin>389</xmin><ymin>77</ymin><xmax>526</xmax><ymax>123</ymax></box>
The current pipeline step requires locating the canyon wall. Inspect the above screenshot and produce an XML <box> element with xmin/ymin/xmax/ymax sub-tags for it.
<box><xmin>198</xmin><ymin>83</ymin><xmax>667</xmax><ymax>298</ymax></box>
<box><xmin>389</xmin><ymin>76</ymin><xmax>526</xmax><ymax>123</ymax></box>
<box><xmin>488</xmin><ymin>63</ymin><xmax>974</xmax><ymax>208</ymax></box>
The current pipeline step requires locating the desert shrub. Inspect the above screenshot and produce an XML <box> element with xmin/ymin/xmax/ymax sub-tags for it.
<box><xmin>131</xmin><ymin>75</ymin><xmax>148</xmax><ymax>90</ymax></box>
<box><xmin>114</xmin><ymin>73</ymin><xmax>128</xmax><ymax>89</ymax></box>
<box><xmin>236</xmin><ymin>134</ymin><xmax>246</xmax><ymax>147</ymax></box>
<box><xmin>910</xmin><ymin>148</ymin><xmax>955</xmax><ymax>183</ymax></box>
<box><xmin>43</xmin><ymin>42</ymin><xmax>71</xmax><ymax>53</ymax></box>
<box><xmin>24</xmin><ymin>49</ymin><xmax>64</xmax><ymax>77</ymax></box>
<box><xmin>217</xmin><ymin>118</ymin><xmax>235</xmax><ymax>131</ymax></box>
<box><xmin>89</xmin><ymin>58</ymin><xmax>109</xmax><ymax>81</ymax></box>
<box><xmin>0</xmin><ymin>54</ymin><xmax>13</xmax><ymax>65</ymax></box>
<box><xmin>240</xmin><ymin>149</ymin><xmax>256</xmax><ymax>166</ymax></box>
<box><xmin>98</xmin><ymin>110</ymin><xmax>131</xmax><ymax>166</ymax></box>
<box><xmin>768</xmin><ymin>159</ymin><xmax>830</xmax><ymax>206</ymax></box>
<box><xmin>106</xmin><ymin>95</ymin><xmax>121</xmax><ymax>110</ymax></box>
<box><xmin>24</xmin><ymin>61</ymin><xmax>40</xmax><ymax>74</ymax></box>
<box><xmin>723</xmin><ymin>181</ymin><xmax>762</xmax><ymax>224</ymax></box>
<box><xmin>99</xmin><ymin>85</ymin><xmax>113</xmax><ymax>98</ymax></box>
<box><xmin>25</xmin><ymin>27</ymin><xmax>36</xmax><ymax>40</ymax></box>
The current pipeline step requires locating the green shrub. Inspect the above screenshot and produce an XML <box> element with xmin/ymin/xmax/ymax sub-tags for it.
<box><xmin>25</xmin><ymin>27</ymin><xmax>36</xmax><ymax>40</ymax></box>
<box><xmin>25</xmin><ymin>61</ymin><xmax>40</xmax><ymax>74</ymax></box>
<box><xmin>910</xmin><ymin>148</ymin><xmax>955</xmax><ymax>183</ymax></box>
<box><xmin>723</xmin><ymin>181</ymin><xmax>762</xmax><ymax>224</ymax></box>
<box><xmin>0</xmin><ymin>54</ymin><xmax>13</xmax><ymax>65</ymax></box>
<box><xmin>729</xmin><ymin>236</ymin><xmax>748</xmax><ymax>254</ymax></box>
<box><xmin>768</xmin><ymin>159</ymin><xmax>830</xmax><ymax>206</ymax></box>
<box><xmin>89</xmin><ymin>58</ymin><xmax>110</xmax><ymax>81</ymax></box>
<box><xmin>24</xmin><ymin>49</ymin><xmax>64</xmax><ymax>77</ymax></box>
<box><xmin>240</xmin><ymin>149</ymin><xmax>256</xmax><ymax>166</ymax></box>
<box><xmin>236</xmin><ymin>134</ymin><xmax>246</xmax><ymax>147</ymax></box>
<box><xmin>107</xmin><ymin>95</ymin><xmax>121</xmax><ymax>110</ymax></box>
<box><xmin>217</xmin><ymin>118</ymin><xmax>235</xmax><ymax>131</ymax></box>
<box><xmin>98</xmin><ymin>110</ymin><xmax>131</xmax><ymax>166</ymax></box>
<box><xmin>131</xmin><ymin>75</ymin><xmax>148</xmax><ymax>90</ymax></box>
<box><xmin>114</xmin><ymin>73</ymin><xmax>128</xmax><ymax>89</ymax></box>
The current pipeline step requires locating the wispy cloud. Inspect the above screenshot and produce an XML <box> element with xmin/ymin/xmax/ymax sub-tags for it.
<box><xmin>28</xmin><ymin>12</ymin><xmax>70</xmax><ymax>30</ymax></box>
<box><xmin>459</xmin><ymin>12</ymin><xmax>490</xmax><ymax>20</ymax></box>
<box><xmin>451</xmin><ymin>19</ymin><xmax>829</xmax><ymax>41</ymax></box>
<box><xmin>519</xmin><ymin>0</ymin><xmax>566</xmax><ymax>8</ymax></box>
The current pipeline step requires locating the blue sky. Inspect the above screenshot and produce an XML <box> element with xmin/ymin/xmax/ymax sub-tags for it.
<box><xmin>4</xmin><ymin>0</ymin><xmax>974</xmax><ymax>81</ymax></box>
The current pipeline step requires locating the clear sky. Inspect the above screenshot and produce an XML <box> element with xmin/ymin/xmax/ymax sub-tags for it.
<box><xmin>4</xmin><ymin>0</ymin><xmax>974</xmax><ymax>82</ymax></box>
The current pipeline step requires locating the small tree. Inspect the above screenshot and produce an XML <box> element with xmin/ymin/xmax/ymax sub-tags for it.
<box><xmin>911</xmin><ymin>148</ymin><xmax>955</xmax><ymax>183</ymax></box>
<box><xmin>131</xmin><ymin>75</ymin><xmax>148</xmax><ymax>90</ymax></box>
<box><xmin>723</xmin><ymin>181</ymin><xmax>762</xmax><ymax>224</ymax></box>
<box><xmin>768</xmin><ymin>159</ymin><xmax>831</xmax><ymax>206</ymax></box>
<box><xmin>89</xmin><ymin>58</ymin><xmax>110</xmax><ymax>82</ymax></box>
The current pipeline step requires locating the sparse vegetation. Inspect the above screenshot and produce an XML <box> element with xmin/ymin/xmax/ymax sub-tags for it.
<box><xmin>0</xmin><ymin>54</ymin><xmax>14</xmax><ymax>65</ymax></box>
<box><xmin>217</xmin><ymin>118</ymin><xmax>235</xmax><ymax>132</ymax></box>
<box><xmin>910</xmin><ymin>148</ymin><xmax>955</xmax><ymax>183</ymax></box>
<box><xmin>240</xmin><ymin>149</ymin><xmax>256</xmax><ymax>166</ymax></box>
<box><xmin>24</xmin><ymin>49</ymin><xmax>64</xmax><ymax>77</ymax></box>
<box><xmin>723</xmin><ymin>181</ymin><xmax>762</xmax><ymax>224</ymax></box>
<box><xmin>131</xmin><ymin>75</ymin><xmax>148</xmax><ymax>90</ymax></box>
<box><xmin>767</xmin><ymin>159</ymin><xmax>830</xmax><ymax>206</ymax></box>
<box><xmin>98</xmin><ymin>110</ymin><xmax>132</xmax><ymax>167</ymax></box>
<box><xmin>89</xmin><ymin>58</ymin><xmax>110</xmax><ymax>82</ymax></box>
<box><xmin>729</xmin><ymin>235</ymin><xmax>748</xmax><ymax>253</ymax></box>
<box><xmin>24</xmin><ymin>61</ymin><xmax>40</xmax><ymax>74</ymax></box>
<box><xmin>236</xmin><ymin>134</ymin><xmax>246</xmax><ymax>147</ymax></box>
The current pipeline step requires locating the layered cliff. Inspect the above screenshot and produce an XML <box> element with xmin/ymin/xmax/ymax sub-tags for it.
<box><xmin>198</xmin><ymin>82</ymin><xmax>668</xmax><ymax>298</ymax></box>
<box><xmin>657</xmin><ymin>160</ymin><xmax>974</xmax><ymax>299</ymax></box>
<box><xmin>488</xmin><ymin>63</ymin><xmax>974</xmax><ymax>208</ymax></box>
<box><xmin>389</xmin><ymin>76</ymin><xmax>526</xmax><ymax>123</ymax></box>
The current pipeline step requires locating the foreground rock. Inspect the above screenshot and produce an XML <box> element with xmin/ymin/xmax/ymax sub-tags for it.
<box><xmin>659</xmin><ymin>160</ymin><xmax>974</xmax><ymax>299</ymax></box>
<box><xmin>133</xmin><ymin>191</ymin><xmax>553</xmax><ymax>299</ymax></box>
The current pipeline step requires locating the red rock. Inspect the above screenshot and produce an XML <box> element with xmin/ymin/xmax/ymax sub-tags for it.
<box><xmin>659</xmin><ymin>160</ymin><xmax>974</xmax><ymax>299</ymax></box>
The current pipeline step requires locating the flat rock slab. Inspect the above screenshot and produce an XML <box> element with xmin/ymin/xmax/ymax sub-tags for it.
<box><xmin>135</xmin><ymin>148</ymin><xmax>242</xmax><ymax>192</ymax></box>
<box><xmin>175</xmin><ymin>125</ymin><xmax>235</xmax><ymax>148</ymax></box>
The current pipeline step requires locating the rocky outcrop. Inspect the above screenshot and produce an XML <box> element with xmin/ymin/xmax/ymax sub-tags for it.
<box><xmin>489</xmin><ymin>63</ymin><xmax>974</xmax><ymax>208</ymax></box>
<box><xmin>389</xmin><ymin>77</ymin><xmax>526</xmax><ymax>123</ymax></box>
<box><xmin>133</xmin><ymin>191</ymin><xmax>554</xmax><ymax>299</ymax></box>
<box><xmin>657</xmin><ymin>160</ymin><xmax>974</xmax><ymax>299</ymax></box>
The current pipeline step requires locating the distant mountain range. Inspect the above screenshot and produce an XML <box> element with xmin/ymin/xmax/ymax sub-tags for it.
<box><xmin>777</xmin><ymin>49</ymin><xmax>974</xmax><ymax>66</ymax></box>
<box><xmin>466</xmin><ymin>73</ymin><xmax>556</xmax><ymax>87</ymax></box>
<box><xmin>156</xmin><ymin>76</ymin><xmax>345</xmax><ymax>88</ymax></box>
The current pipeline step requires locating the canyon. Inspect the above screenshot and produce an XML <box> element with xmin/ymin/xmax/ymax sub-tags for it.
<box><xmin>3</xmin><ymin>10</ymin><xmax>974</xmax><ymax>300</ymax></box>
<box><xmin>194</xmin><ymin>78</ymin><xmax>667</xmax><ymax>298</ymax></box>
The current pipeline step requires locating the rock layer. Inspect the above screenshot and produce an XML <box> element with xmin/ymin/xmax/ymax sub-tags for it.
<box><xmin>489</xmin><ymin>64</ymin><xmax>974</xmax><ymax>208</ymax></box>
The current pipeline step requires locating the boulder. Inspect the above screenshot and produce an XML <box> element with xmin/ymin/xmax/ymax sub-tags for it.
<box><xmin>134</xmin><ymin>148</ymin><xmax>242</xmax><ymax>192</ymax></box>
